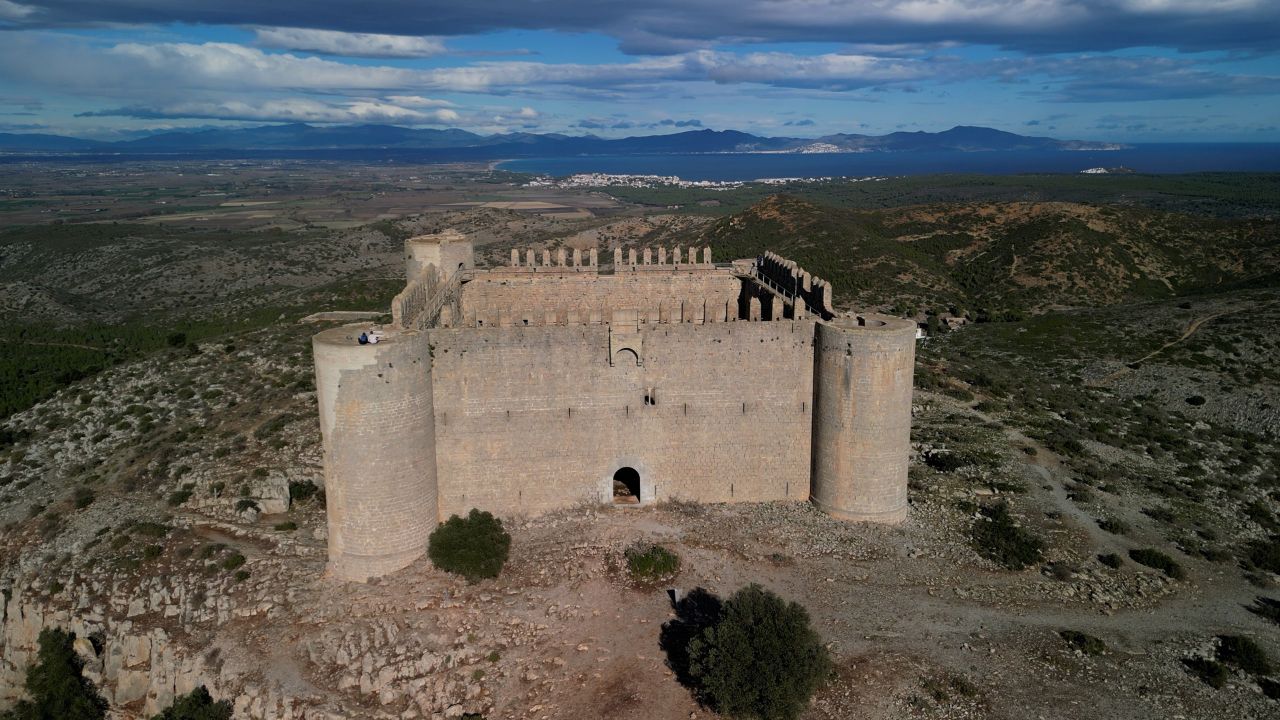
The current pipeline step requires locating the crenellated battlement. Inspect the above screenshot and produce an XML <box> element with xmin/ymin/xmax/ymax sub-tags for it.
<box><xmin>457</xmin><ymin>296</ymin><xmax>738</xmax><ymax>328</ymax></box>
<box><xmin>500</xmin><ymin>246</ymin><xmax>599</xmax><ymax>271</ymax></box>
<box><xmin>494</xmin><ymin>244</ymin><xmax>718</xmax><ymax>273</ymax></box>
<box><xmin>313</xmin><ymin>228</ymin><xmax>914</xmax><ymax>582</ymax></box>
<box><xmin>755</xmin><ymin>251</ymin><xmax>835</xmax><ymax>319</ymax></box>
<box><xmin>612</xmin><ymin>245</ymin><xmax>713</xmax><ymax>269</ymax></box>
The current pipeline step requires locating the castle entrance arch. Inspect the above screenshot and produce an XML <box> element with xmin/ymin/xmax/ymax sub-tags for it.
<box><xmin>613</xmin><ymin>467</ymin><xmax>641</xmax><ymax>505</ymax></box>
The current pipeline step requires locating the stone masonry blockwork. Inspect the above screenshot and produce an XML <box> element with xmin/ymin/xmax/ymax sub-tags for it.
<box><xmin>312</xmin><ymin>235</ymin><xmax>916</xmax><ymax>581</ymax></box>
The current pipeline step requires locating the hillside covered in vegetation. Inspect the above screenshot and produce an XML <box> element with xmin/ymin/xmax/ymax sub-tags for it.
<box><xmin>700</xmin><ymin>195</ymin><xmax>1279</xmax><ymax>315</ymax></box>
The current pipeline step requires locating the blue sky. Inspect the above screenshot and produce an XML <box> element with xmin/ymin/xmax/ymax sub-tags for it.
<box><xmin>0</xmin><ymin>1</ymin><xmax>1277</xmax><ymax>141</ymax></box>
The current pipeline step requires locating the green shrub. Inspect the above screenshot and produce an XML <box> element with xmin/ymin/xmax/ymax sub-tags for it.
<box><xmin>1244</xmin><ymin>502</ymin><xmax>1279</xmax><ymax>531</ymax></box>
<box><xmin>71</xmin><ymin>487</ymin><xmax>95</xmax><ymax>510</ymax></box>
<box><xmin>142</xmin><ymin>545</ymin><xmax>163</xmax><ymax>560</ymax></box>
<box><xmin>198</xmin><ymin>543</ymin><xmax>224</xmax><ymax>560</ymax></box>
<box><xmin>221</xmin><ymin>553</ymin><xmax>246</xmax><ymax>571</ymax></box>
<box><xmin>287</xmin><ymin>480</ymin><xmax>320</xmax><ymax>504</ymax></box>
<box><xmin>167</xmin><ymin>489</ymin><xmax>193</xmax><ymax>507</ymax></box>
<box><xmin>1096</xmin><ymin>517</ymin><xmax>1129</xmax><ymax>535</ymax></box>
<box><xmin>132</xmin><ymin>522</ymin><xmax>169</xmax><ymax>538</ymax></box>
<box><xmin>625</xmin><ymin>543</ymin><xmax>680</xmax><ymax>583</ymax></box>
<box><xmin>1244</xmin><ymin>535</ymin><xmax>1280</xmax><ymax>574</ymax></box>
<box><xmin>971</xmin><ymin>503</ymin><xmax>1043</xmax><ymax>570</ymax></box>
<box><xmin>253</xmin><ymin>414</ymin><xmax>292</xmax><ymax>440</ymax></box>
<box><xmin>687</xmin><ymin>584</ymin><xmax>831</xmax><ymax>720</ymax></box>
<box><xmin>1097</xmin><ymin>553</ymin><xmax>1122</xmax><ymax>569</ymax></box>
<box><xmin>1216</xmin><ymin>635</ymin><xmax>1271</xmax><ymax>675</ymax></box>
<box><xmin>1182</xmin><ymin>657</ymin><xmax>1228</xmax><ymax>688</ymax></box>
<box><xmin>234</xmin><ymin>499</ymin><xmax>259</xmax><ymax>513</ymax></box>
<box><xmin>1247</xmin><ymin>596</ymin><xmax>1280</xmax><ymax>626</ymax></box>
<box><xmin>1260</xmin><ymin>677</ymin><xmax>1280</xmax><ymax>700</ymax></box>
<box><xmin>1129</xmin><ymin>548</ymin><xmax>1185</xmax><ymax>580</ymax></box>
<box><xmin>1058</xmin><ymin>630</ymin><xmax>1106</xmax><ymax>655</ymax></box>
<box><xmin>925</xmin><ymin>452</ymin><xmax>967</xmax><ymax>472</ymax></box>
<box><xmin>150</xmin><ymin>685</ymin><xmax>231</xmax><ymax>720</ymax></box>
<box><xmin>233</xmin><ymin>570</ymin><xmax>250</xmax><ymax>583</ymax></box>
<box><xmin>273</xmin><ymin>521</ymin><xmax>297</xmax><ymax>532</ymax></box>
<box><xmin>0</xmin><ymin>628</ymin><xmax>106</xmax><ymax>719</ymax></box>
<box><xmin>428</xmin><ymin>510</ymin><xmax>511</xmax><ymax>583</ymax></box>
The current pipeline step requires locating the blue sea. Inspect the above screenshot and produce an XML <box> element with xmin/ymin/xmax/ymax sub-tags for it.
<box><xmin>499</xmin><ymin>144</ymin><xmax>1280</xmax><ymax>181</ymax></box>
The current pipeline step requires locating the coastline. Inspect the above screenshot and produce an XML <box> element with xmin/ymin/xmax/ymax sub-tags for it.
<box><xmin>497</xmin><ymin>143</ymin><xmax>1280</xmax><ymax>181</ymax></box>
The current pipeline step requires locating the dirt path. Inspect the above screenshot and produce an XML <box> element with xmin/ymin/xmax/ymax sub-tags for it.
<box><xmin>0</xmin><ymin>338</ymin><xmax>106</xmax><ymax>351</ymax></box>
<box><xmin>966</xmin><ymin>401</ymin><xmax>1124</xmax><ymax>556</ymax></box>
<box><xmin>1100</xmin><ymin>310</ymin><xmax>1242</xmax><ymax>382</ymax></box>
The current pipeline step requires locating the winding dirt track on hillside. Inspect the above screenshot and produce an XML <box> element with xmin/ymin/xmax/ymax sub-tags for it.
<box><xmin>1100</xmin><ymin>310</ymin><xmax>1242</xmax><ymax>382</ymax></box>
<box><xmin>0</xmin><ymin>338</ymin><xmax>105</xmax><ymax>351</ymax></box>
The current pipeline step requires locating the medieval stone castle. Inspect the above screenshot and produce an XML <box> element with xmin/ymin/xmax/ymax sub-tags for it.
<box><xmin>313</xmin><ymin>230</ymin><xmax>916</xmax><ymax>582</ymax></box>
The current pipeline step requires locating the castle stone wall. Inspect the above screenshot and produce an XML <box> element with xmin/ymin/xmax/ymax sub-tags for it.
<box><xmin>810</xmin><ymin>315</ymin><xmax>916</xmax><ymax>522</ymax></box>
<box><xmin>313</xmin><ymin>325</ymin><xmax>439</xmax><ymax>581</ymax></box>
<box><xmin>427</xmin><ymin>320</ymin><xmax>815</xmax><ymax>518</ymax></box>
<box><xmin>406</xmin><ymin>230</ymin><xmax>473</xmax><ymax>280</ymax></box>
<box><xmin>311</xmin><ymin>237</ymin><xmax>917</xmax><ymax>583</ymax></box>
<box><xmin>457</xmin><ymin>270</ymin><xmax>742</xmax><ymax>326</ymax></box>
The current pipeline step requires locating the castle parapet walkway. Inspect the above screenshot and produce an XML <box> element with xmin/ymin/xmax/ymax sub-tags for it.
<box><xmin>740</xmin><ymin>264</ymin><xmax>834</xmax><ymax>321</ymax></box>
<box><xmin>392</xmin><ymin>267</ymin><xmax>466</xmax><ymax>330</ymax></box>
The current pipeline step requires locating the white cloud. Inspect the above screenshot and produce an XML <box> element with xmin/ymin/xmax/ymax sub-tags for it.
<box><xmin>253</xmin><ymin>27</ymin><xmax>446</xmax><ymax>58</ymax></box>
<box><xmin>385</xmin><ymin>95</ymin><xmax>456</xmax><ymax>108</ymax></box>
<box><xmin>0</xmin><ymin>0</ymin><xmax>36</xmax><ymax>21</ymax></box>
<box><xmin>8</xmin><ymin>0</ymin><xmax>1280</xmax><ymax>55</ymax></box>
<box><xmin>102</xmin><ymin>41</ymin><xmax>420</xmax><ymax>91</ymax></box>
<box><xmin>83</xmin><ymin>98</ymin><xmax>462</xmax><ymax>124</ymax></box>
<box><xmin>1119</xmin><ymin>0</ymin><xmax>1262</xmax><ymax>12</ymax></box>
<box><xmin>880</xmin><ymin>0</ymin><xmax>1086</xmax><ymax>25</ymax></box>
<box><xmin>3</xmin><ymin>32</ymin><xmax>1275</xmax><ymax>133</ymax></box>
<box><xmin>0</xmin><ymin>37</ymin><xmax>923</xmax><ymax>96</ymax></box>
<box><xmin>700</xmin><ymin>51</ymin><xmax>925</xmax><ymax>89</ymax></box>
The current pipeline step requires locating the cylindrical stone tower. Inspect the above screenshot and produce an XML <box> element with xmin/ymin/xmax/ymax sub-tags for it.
<box><xmin>810</xmin><ymin>314</ymin><xmax>916</xmax><ymax>523</ymax></box>
<box><xmin>313</xmin><ymin>325</ymin><xmax>438</xmax><ymax>581</ymax></box>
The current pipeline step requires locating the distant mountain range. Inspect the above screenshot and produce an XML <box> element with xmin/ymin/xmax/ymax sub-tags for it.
<box><xmin>0</xmin><ymin>124</ymin><xmax>1126</xmax><ymax>156</ymax></box>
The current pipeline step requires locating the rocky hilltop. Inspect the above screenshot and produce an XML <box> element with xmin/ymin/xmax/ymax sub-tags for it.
<box><xmin>0</xmin><ymin>170</ymin><xmax>1277</xmax><ymax>719</ymax></box>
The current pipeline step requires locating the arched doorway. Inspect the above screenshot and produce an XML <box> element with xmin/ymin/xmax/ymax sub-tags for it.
<box><xmin>613</xmin><ymin>467</ymin><xmax>641</xmax><ymax>505</ymax></box>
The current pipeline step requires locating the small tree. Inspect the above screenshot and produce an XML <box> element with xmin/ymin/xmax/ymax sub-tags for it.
<box><xmin>2</xmin><ymin>628</ymin><xmax>106</xmax><ymax>720</ymax></box>
<box><xmin>972</xmin><ymin>502</ymin><xmax>1043</xmax><ymax>570</ymax></box>
<box><xmin>151</xmin><ymin>686</ymin><xmax>232</xmax><ymax>720</ymax></box>
<box><xmin>428</xmin><ymin>509</ymin><xmax>511</xmax><ymax>583</ymax></box>
<box><xmin>687</xmin><ymin>584</ymin><xmax>831</xmax><ymax>720</ymax></box>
